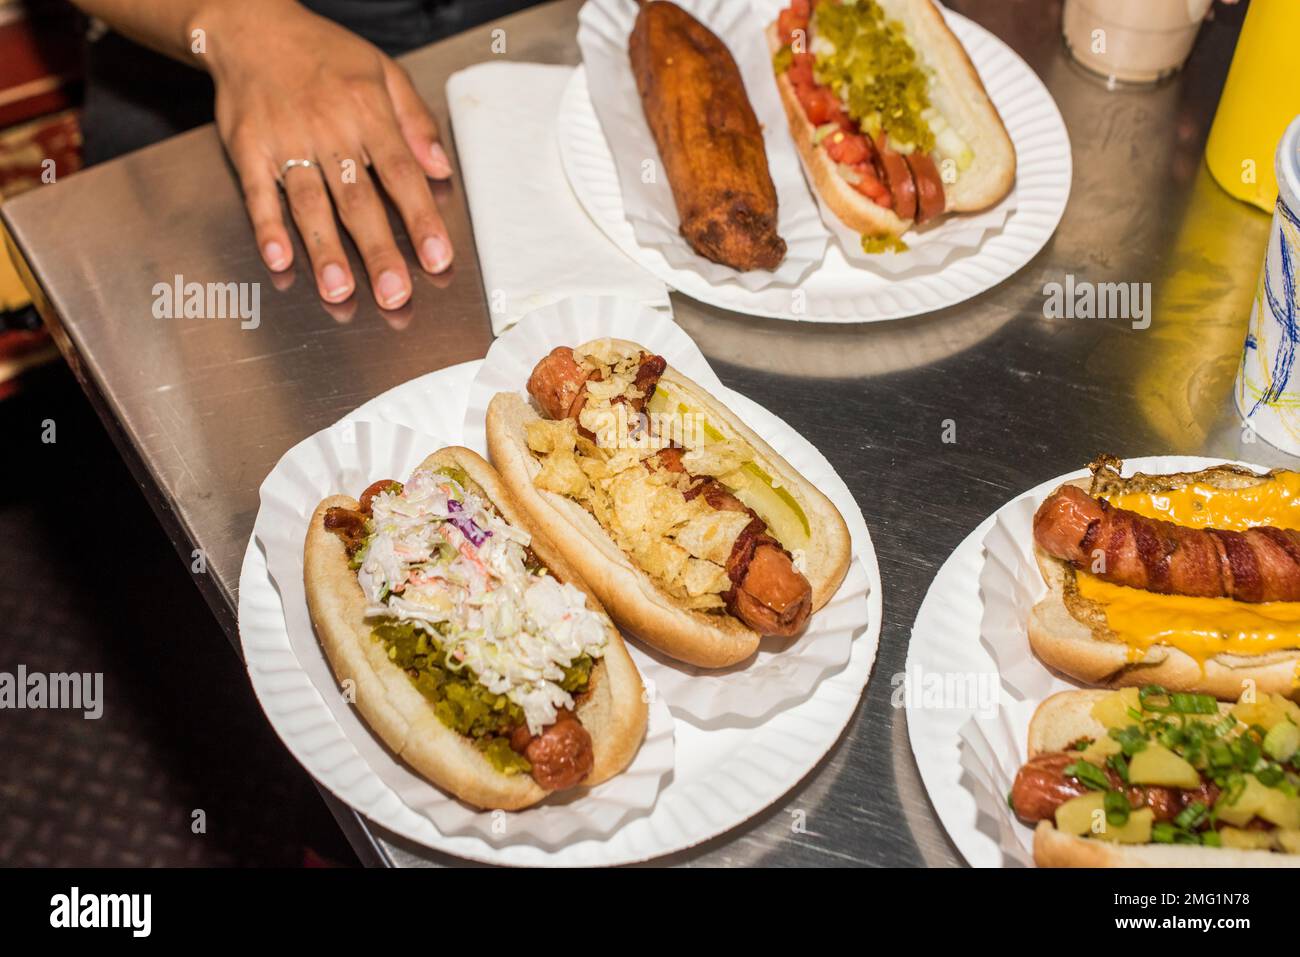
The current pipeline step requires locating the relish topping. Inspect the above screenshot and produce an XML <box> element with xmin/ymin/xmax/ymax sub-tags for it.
<box><xmin>812</xmin><ymin>0</ymin><xmax>935</xmax><ymax>152</ymax></box>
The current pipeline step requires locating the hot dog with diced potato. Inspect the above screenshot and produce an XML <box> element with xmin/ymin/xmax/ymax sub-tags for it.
<box><xmin>1010</xmin><ymin>688</ymin><xmax>1300</xmax><ymax>867</ymax></box>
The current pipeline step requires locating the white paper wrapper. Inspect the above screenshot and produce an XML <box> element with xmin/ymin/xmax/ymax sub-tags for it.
<box><xmin>576</xmin><ymin>0</ymin><xmax>829</xmax><ymax>290</ymax></box>
<box><xmin>250</xmin><ymin>417</ymin><xmax>674</xmax><ymax>848</ymax></box>
<box><xmin>956</xmin><ymin>700</ymin><xmax>1039</xmax><ymax>867</ymax></box>
<box><xmin>464</xmin><ymin>296</ymin><xmax>876</xmax><ymax>724</ymax></box>
<box><xmin>815</xmin><ymin>183</ymin><xmax>1014</xmax><ymax>275</ymax></box>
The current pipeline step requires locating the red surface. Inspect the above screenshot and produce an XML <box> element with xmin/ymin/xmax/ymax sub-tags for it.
<box><xmin>0</xmin><ymin>13</ymin><xmax>83</xmax><ymax>129</ymax></box>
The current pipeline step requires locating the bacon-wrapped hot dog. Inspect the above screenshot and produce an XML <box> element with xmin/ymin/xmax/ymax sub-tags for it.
<box><xmin>663</xmin><ymin>448</ymin><xmax>815</xmax><ymax>638</ymax></box>
<box><xmin>1034</xmin><ymin>484</ymin><xmax>1300</xmax><ymax>603</ymax></box>
<box><xmin>1026</xmin><ymin>456</ymin><xmax>1300</xmax><ymax>702</ymax></box>
<box><xmin>529</xmin><ymin>347</ymin><xmax>813</xmax><ymax>638</ymax></box>
<box><xmin>486</xmin><ymin>338</ymin><xmax>851</xmax><ymax>668</ymax></box>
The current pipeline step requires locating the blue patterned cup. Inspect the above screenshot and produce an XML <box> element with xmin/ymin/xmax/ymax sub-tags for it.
<box><xmin>1236</xmin><ymin>115</ymin><xmax>1300</xmax><ymax>452</ymax></box>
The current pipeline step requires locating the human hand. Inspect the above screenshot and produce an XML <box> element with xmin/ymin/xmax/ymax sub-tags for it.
<box><xmin>206</xmin><ymin>0</ymin><xmax>453</xmax><ymax>308</ymax></box>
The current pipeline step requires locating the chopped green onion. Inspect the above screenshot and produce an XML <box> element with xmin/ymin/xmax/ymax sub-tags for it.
<box><xmin>1174</xmin><ymin>801</ymin><xmax>1208</xmax><ymax>831</ymax></box>
<box><xmin>1255</xmin><ymin>766</ymin><xmax>1285</xmax><ymax>788</ymax></box>
<box><xmin>1140</xmin><ymin>685</ymin><xmax>1218</xmax><ymax>715</ymax></box>
<box><xmin>1212</xmin><ymin>713</ymin><xmax>1240</xmax><ymax>738</ymax></box>
<box><xmin>1111</xmin><ymin>726</ymin><xmax>1149</xmax><ymax>757</ymax></box>
<box><xmin>1103</xmin><ymin>790</ymin><xmax>1131</xmax><ymax>827</ymax></box>
<box><xmin>1064</xmin><ymin>760</ymin><xmax>1110</xmax><ymax>791</ymax></box>
<box><xmin>1106</xmin><ymin>753</ymin><xmax>1130</xmax><ymax>785</ymax></box>
<box><xmin>1232</xmin><ymin>736</ymin><xmax>1261</xmax><ymax>769</ymax></box>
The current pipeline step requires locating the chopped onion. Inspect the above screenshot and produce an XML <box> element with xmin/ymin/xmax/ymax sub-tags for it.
<box><xmin>813</xmin><ymin>122</ymin><xmax>840</xmax><ymax>145</ymax></box>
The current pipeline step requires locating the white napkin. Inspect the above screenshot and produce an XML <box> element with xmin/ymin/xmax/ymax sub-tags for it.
<box><xmin>446</xmin><ymin>62</ymin><xmax>672</xmax><ymax>335</ymax></box>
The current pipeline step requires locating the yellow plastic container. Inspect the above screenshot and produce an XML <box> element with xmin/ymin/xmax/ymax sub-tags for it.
<box><xmin>1206</xmin><ymin>0</ymin><xmax>1300</xmax><ymax>212</ymax></box>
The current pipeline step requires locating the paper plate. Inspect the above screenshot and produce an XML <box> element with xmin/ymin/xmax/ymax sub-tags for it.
<box><xmin>238</xmin><ymin>355</ymin><xmax>882</xmax><ymax>865</ymax></box>
<box><xmin>558</xmin><ymin>3</ymin><xmax>1071</xmax><ymax>322</ymax></box>
<box><xmin>248</xmin><ymin>417</ymin><xmax>675</xmax><ymax>849</ymax></box>
<box><xmin>905</xmin><ymin>456</ymin><xmax>1269</xmax><ymax>867</ymax></box>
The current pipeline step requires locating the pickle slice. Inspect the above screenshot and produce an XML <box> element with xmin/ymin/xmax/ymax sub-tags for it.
<box><xmin>647</xmin><ymin>386</ymin><xmax>812</xmax><ymax>552</ymax></box>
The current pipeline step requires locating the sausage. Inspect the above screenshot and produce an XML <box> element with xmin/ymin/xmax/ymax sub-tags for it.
<box><xmin>325</xmin><ymin>478</ymin><xmax>402</xmax><ymax>557</ymax></box>
<box><xmin>905</xmin><ymin>152</ymin><xmax>946</xmax><ymax>224</ymax></box>
<box><xmin>1033</xmin><ymin>485</ymin><xmax>1300</xmax><ymax>602</ymax></box>
<box><xmin>358</xmin><ymin>479</ymin><xmax>402</xmax><ymax>516</ymax></box>
<box><xmin>527</xmin><ymin>346</ymin><xmax>591</xmax><ymax>421</ymax></box>
<box><xmin>1011</xmin><ymin>749</ymin><xmax>1218</xmax><ymax>825</ymax></box>
<box><xmin>683</xmin><ymin>474</ymin><xmax>749</xmax><ymax>514</ymax></box>
<box><xmin>632</xmin><ymin>354</ymin><xmax>667</xmax><ymax>411</ymax></box>
<box><xmin>630</xmin><ymin>1</ymin><xmax>786</xmax><ymax>271</ymax></box>
<box><xmin>1011</xmin><ymin>752</ymin><xmax>1089</xmax><ymax>822</ymax></box>
<box><xmin>510</xmin><ymin>711</ymin><xmax>594</xmax><ymax>791</ymax></box>
<box><xmin>875</xmin><ymin>138</ymin><xmax>917</xmax><ymax>221</ymax></box>
<box><xmin>650</xmin><ymin>446</ymin><xmax>687</xmax><ymax>473</ymax></box>
<box><xmin>730</xmin><ymin>542</ymin><xmax>812</xmax><ymax>637</ymax></box>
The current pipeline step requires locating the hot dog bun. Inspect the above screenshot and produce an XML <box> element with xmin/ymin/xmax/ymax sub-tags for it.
<box><xmin>1029</xmin><ymin>464</ymin><xmax>1300</xmax><ymax>701</ymax></box>
<box><xmin>1027</xmin><ymin>690</ymin><xmax>1300</xmax><ymax>867</ymax></box>
<box><xmin>303</xmin><ymin>447</ymin><xmax>648</xmax><ymax>810</ymax></box>
<box><xmin>767</xmin><ymin>0</ymin><xmax>1014</xmax><ymax>237</ymax></box>
<box><xmin>485</xmin><ymin>343</ymin><xmax>852</xmax><ymax>668</ymax></box>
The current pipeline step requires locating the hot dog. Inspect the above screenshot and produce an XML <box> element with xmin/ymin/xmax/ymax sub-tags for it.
<box><xmin>1034</xmin><ymin>484</ymin><xmax>1300</xmax><ymax>603</ymax></box>
<box><xmin>486</xmin><ymin>338</ymin><xmax>851</xmax><ymax>669</ymax></box>
<box><xmin>767</xmin><ymin>0</ymin><xmax>1014</xmax><ymax>245</ymax></box>
<box><xmin>1010</xmin><ymin>689</ymin><xmax>1300</xmax><ymax>867</ymax></box>
<box><xmin>1027</xmin><ymin>456</ymin><xmax>1300</xmax><ymax>702</ymax></box>
<box><xmin>303</xmin><ymin>446</ymin><xmax>648</xmax><ymax>810</ymax></box>
<box><xmin>529</xmin><ymin>347</ymin><xmax>813</xmax><ymax>639</ymax></box>
<box><xmin>630</xmin><ymin>1</ymin><xmax>787</xmax><ymax>271</ymax></box>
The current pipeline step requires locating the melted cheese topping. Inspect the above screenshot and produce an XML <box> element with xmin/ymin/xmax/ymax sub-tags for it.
<box><xmin>1077</xmin><ymin>471</ymin><xmax>1300</xmax><ymax>666</ymax></box>
<box><xmin>1102</xmin><ymin>471</ymin><xmax>1300</xmax><ymax>530</ymax></box>
<box><xmin>1075</xmin><ymin>575</ymin><xmax>1300</xmax><ymax>663</ymax></box>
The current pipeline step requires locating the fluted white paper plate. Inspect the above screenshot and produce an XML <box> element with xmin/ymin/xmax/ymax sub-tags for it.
<box><xmin>907</xmin><ymin>455</ymin><xmax>1261</xmax><ymax>867</ymax></box>
<box><xmin>462</xmin><ymin>297</ymin><xmax>877</xmax><ymax>724</ymax></box>
<box><xmin>246</xmin><ymin>417</ymin><xmax>675</xmax><ymax>850</ymax></box>
<box><xmin>239</xmin><ymin>356</ymin><xmax>881</xmax><ymax>865</ymax></box>
<box><xmin>576</xmin><ymin>0</ymin><xmax>829</xmax><ymax>289</ymax></box>
<box><xmin>559</xmin><ymin>3</ymin><xmax>1071</xmax><ymax>321</ymax></box>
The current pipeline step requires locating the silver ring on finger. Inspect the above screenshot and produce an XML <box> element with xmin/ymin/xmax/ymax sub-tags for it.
<box><xmin>277</xmin><ymin>157</ymin><xmax>320</xmax><ymax>186</ymax></box>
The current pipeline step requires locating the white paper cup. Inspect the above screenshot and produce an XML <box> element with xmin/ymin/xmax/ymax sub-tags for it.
<box><xmin>1235</xmin><ymin>114</ymin><xmax>1300</xmax><ymax>454</ymax></box>
<box><xmin>1062</xmin><ymin>0</ymin><xmax>1212</xmax><ymax>85</ymax></box>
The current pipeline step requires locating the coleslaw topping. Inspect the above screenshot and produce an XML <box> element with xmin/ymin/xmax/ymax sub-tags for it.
<box><xmin>354</xmin><ymin>465</ymin><xmax>609</xmax><ymax>735</ymax></box>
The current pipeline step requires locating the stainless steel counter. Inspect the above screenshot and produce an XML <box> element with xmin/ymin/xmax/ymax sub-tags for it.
<box><xmin>2</xmin><ymin>0</ymin><xmax>1282</xmax><ymax>867</ymax></box>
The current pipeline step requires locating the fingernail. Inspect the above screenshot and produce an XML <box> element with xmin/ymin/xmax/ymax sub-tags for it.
<box><xmin>264</xmin><ymin>241</ymin><xmax>288</xmax><ymax>270</ymax></box>
<box><xmin>376</xmin><ymin>270</ymin><xmax>407</xmax><ymax>308</ymax></box>
<box><xmin>421</xmin><ymin>235</ymin><xmax>452</xmax><ymax>273</ymax></box>
<box><xmin>321</xmin><ymin>263</ymin><xmax>352</xmax><ymax>300</ymax></box>
<box><xmin>430</xmin><ymin>143</ymin><xmax>452</xmax><ymax>177</ymax></box>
